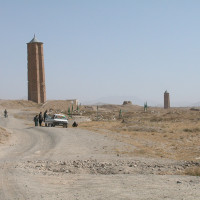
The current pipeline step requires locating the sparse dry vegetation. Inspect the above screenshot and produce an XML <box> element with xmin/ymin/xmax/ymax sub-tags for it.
<box><xmin>2</xmin><ymin>100</ymin><xmax>200</xmax><ymax>163</ymax></box>
<box><xmin>184</xmin><ymin>167</ymin><xmax>200</xmax><ymax>176</ymax></box>
<box><xmin>80</xmin><ymin>105</ymin><xmax>200</xmax><ymax>161</ymax></box>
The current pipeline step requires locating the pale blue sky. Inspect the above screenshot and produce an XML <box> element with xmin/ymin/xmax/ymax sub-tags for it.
<box><xmin>0</xmin><ymin>0</ymin><xmax>200</xmax><ymax>106</ymax></box>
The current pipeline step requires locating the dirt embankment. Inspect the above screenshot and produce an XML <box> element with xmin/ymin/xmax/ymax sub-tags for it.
<box><xmin>0</xmin><ymin>99</ymin><xmax>79</xmax><ymax>114</ymax></box>
<box><xmin>0</xmin><ymin>100</ymin><xmax>39</xmax><ymax>110</ymax></box>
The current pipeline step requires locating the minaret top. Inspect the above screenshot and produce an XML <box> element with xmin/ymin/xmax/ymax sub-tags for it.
<box><xmin>28</xmin><ymin>34</ymin><xmax>43</xmax><ymax>43</ymax></box>
<box><xmin>165</xmin><ymin>90</ymin><xmax>169</xmax><ymax>93</ymax></box>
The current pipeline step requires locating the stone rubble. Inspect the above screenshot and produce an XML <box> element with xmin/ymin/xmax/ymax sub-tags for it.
<box><xmin>15</xmin><ymin>159</ymin><xmax>200</xmax><ymax>176</ymax></box>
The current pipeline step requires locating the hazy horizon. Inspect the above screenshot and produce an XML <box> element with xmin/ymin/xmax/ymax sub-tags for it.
<box><xmin>0</xmin><ymin>95</ymin><xmax>199</xmax><ymax>107</ymax></box>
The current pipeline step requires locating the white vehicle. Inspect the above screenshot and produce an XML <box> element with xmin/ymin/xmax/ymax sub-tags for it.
<box><xmin>45</xmin><ymin>114</ymin><xmax>68</xmax><ymax>128</ymax></box>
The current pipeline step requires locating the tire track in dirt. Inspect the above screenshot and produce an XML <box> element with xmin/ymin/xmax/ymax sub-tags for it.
<box><xmin>0</xmin><ymin>115</ymin><xmax>60</xmax><ymax>199</ymax></box>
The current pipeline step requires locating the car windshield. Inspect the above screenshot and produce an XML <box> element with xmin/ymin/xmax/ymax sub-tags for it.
<box><xmin>54</xmin><ymin>115</ymin><xmax>67</xmax><ymax>119</ymax></box>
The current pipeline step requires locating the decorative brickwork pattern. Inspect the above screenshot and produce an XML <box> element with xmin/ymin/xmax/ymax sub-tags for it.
<box><xmin>27</xmin><ymin>36</ymin><xmax>46</xmax><ymax>103</ymax></box>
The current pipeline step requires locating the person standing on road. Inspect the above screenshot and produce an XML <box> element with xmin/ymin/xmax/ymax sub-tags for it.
<box><xmin>4</xmin><ymin>109</ymin><xmax>8</xmax><ymax>118</ymax></box>
<box><xmin>39</xmin><ymin>112</ymin><xmax>43</xmax><ymax>126</ymax></box>
<box><xmin>43</xmin><ymin>110</ymin><xmax>47</xmax><ymax>122</ymax></box>
<box><xmin>34</xmin><ymin>115</ymin><xmax>39</xmax><ymax>126</ymax></box>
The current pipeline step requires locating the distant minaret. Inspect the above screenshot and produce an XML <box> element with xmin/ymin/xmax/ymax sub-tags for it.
<box><xmin>164</xmin><ymin>90</ymin><xmax>170</xmax><ymax>109</ymax></box>
<box><xmin>27</xmin><ymin>35</ymin><xmax>46</xmax><ymax>103</ymax></box>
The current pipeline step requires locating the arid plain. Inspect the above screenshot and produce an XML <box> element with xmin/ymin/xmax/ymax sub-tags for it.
<box><xmin>0</xmin><ymin>100</ymin><xmax>200</xmax><ymax>199</ymax></box>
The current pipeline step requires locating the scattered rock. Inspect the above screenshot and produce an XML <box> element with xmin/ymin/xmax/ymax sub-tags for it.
<box><xmin>15</xmin><ymin>159</ymin><xmax>200</xmax><ymax>176</ymax></box>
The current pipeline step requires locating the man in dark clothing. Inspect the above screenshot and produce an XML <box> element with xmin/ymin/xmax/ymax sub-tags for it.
<box><xmin>39</xmin><ymin>112</ymin><xmax>43</xmax><ymax>126</ymax></box>
<box><xmin>43</xmin><ymin>110</ymin><xmax>47</xmax><ymax>122</ymax></box>
<box><xmin>34</xmin><ymin>115</ymin><xmax>39</xmax><ymax>126</ymax></box>
<box><xmin>72</xmin><ymin>121</ymin><xmax>78</xmax><ymax>127</ymax></box>
<box><xmin>4</xmin><ymin>109</ymin><xmax>8</xmax><ymax>118</ymax></box>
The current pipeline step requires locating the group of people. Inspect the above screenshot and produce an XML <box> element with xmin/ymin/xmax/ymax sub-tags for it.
<box><xmin>34</xmin><ymin>110</ymin><xmax>47</xmax><ymax>126</ymax></box>
<box><xmin>33</xmin><ymin>110</ymin><xmax>78</xmax><ymax>127</ymax></box>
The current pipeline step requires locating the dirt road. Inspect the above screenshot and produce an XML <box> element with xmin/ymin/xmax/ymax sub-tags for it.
<box><xmin>0</xmin><ymin>110</ymin><xmax>199</xmax><ymax>200</ymax></box>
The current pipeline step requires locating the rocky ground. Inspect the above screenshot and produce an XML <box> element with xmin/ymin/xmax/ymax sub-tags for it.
<box><xmin>16</xmin><ymin>158</ymin><xmax>200</xmax><ymax>176</ymax></box>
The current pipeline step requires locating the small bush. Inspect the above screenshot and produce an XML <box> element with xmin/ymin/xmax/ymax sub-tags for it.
<box><xmin>163</xmin><ymin>134</ymin><xmax>167</xmax><ymax>137</ymax></box>
<box><xmin>150</xmin><ymin>117</ymin><xmax>162</xmax><ymax>122</ymax></box>
<box><xmin>184</xmin><ymin>167</ymin><xmax>200</xmax><ymax>176</ymax></box>
<box><xmin>183</xmin><ymin>128</ymin><xmax>200</xmax><ymax>132</ymax></box>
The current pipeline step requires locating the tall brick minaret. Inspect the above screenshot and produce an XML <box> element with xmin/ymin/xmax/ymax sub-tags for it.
<box><xmin>27</xmin><ymin>35</ymin><xmax>46</xmax><ymax>103</ymax></box>
<box><xmin>164</xmin><ymin>90</ymin><xmax>170</xmax><ymax>109</ymax></box>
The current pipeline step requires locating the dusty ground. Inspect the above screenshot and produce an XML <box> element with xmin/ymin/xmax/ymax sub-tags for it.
<box><xmin>80</xmin><ymin>105</ymin><xmax>200</xmax><ymax>162</ymax></box>
<box><xmin>0</xmin><ymin>100</ymin><xmax>199</xmax><ymax>199</ymax></box>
